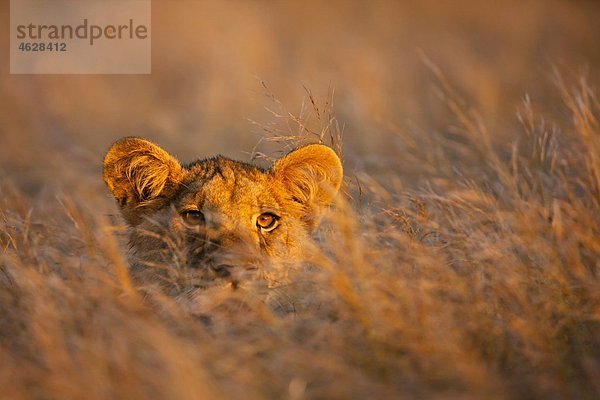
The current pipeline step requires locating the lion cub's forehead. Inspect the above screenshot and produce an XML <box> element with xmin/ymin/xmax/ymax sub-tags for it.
<box><xmin>177</xmin><ymin>156</ymin><xmax>278</xmax><ymax>211</ymax></box>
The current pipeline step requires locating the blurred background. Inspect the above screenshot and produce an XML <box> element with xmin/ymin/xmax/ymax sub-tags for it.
<box><xmin>2</xmin><ymin>3</ymin><xmax>600</xmax><ymax>398</ymax></box>
<box><xmin>1</xmin><ymin>0</ymin><xmax>599</xmax><ymax>208</ymax></box>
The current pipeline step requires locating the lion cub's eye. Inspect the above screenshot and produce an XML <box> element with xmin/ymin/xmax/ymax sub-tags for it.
<box><xmin>181</xmin><ymin>210</ymin><xmax>205</xmax><ymax>226</ymax></box>
<box><xmin>256</xmin><ymin>212</ymin><xmax>279</xmax><ymax>232</ymax></box>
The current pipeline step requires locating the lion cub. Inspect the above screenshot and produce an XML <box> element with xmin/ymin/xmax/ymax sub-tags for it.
<box><xmin>103</xmin><ymin>137</ymin><xmax>343</xmax><ymax>287</ymax></box>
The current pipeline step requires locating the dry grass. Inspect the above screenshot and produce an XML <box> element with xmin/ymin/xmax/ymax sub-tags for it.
<box><xmin>1</xmin><ymin>1</ymin><xmax>600</xmax><ymax>399</ymax></box>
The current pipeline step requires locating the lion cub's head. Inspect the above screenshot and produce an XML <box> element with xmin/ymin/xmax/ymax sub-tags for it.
<box><xmin>103</xmin><ymin>137</ymin><xmax>343</xmax><ymax>287</ymax></box>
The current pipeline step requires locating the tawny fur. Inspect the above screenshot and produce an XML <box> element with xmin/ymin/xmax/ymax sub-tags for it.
<box><xmin>103</xmin><ymin>137</ymin><xmax>343</xmax><ymax>287</ymax></box>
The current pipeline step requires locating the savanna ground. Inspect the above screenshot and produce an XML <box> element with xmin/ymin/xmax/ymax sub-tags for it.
<box><xmin>1</xmin><ymin>1</ymin><xmax>600</xmax><ymax>399</ymax></box>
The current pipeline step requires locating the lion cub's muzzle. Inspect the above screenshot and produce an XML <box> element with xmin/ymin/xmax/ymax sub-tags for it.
<box><xmin>186</xmin><ymin>226</ymin><xmax>261</xmax><ymax>287</ymax></box>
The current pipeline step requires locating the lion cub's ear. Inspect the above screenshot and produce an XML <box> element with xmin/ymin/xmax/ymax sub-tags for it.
<box><xmin>103</xmin><ymin>137</ymin><xmax>184</xmax><ymax>224</ymax></box>
<box><xmin>273</xmin><ymin>144</ymin><xmax>343</xmax><ymax>223</ymax></box>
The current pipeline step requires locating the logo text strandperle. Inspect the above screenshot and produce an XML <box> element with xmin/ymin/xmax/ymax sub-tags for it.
<box><xmin>16</xmin><ymin>19</ymin><xmax>148</xmax><ymax>46</ymax></box>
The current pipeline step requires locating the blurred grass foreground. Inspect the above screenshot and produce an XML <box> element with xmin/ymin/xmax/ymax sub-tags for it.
<box><xmin>1</xmin><ymin>1</ymin><xmax>600</xmax><ymax>399</ymax></box>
